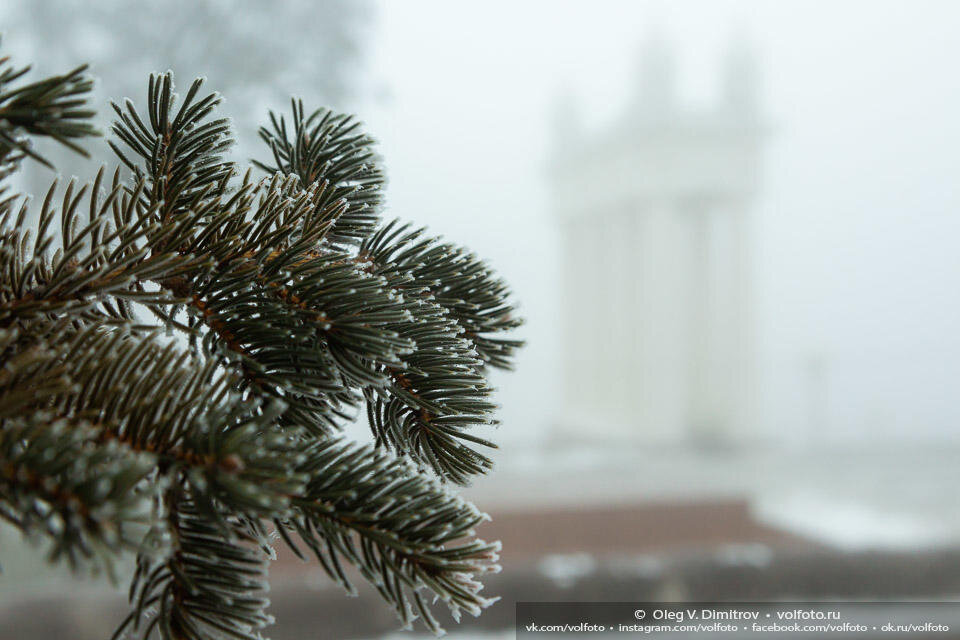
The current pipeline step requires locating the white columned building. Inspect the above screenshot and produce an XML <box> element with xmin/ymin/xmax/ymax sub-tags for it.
<box><xmin>551</xmin><ymin>35</ymin><xmax>765</xmax><ymax>448</ymax></box>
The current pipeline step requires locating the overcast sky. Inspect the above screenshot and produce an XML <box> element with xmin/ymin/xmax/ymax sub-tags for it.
<box><xmin>5</xmin><ymin>0</ymin><xmax>958</xmax><ymax>447</ymax></box>
<box><xmin>357</xmin><ymin>0</ymin><xmax>960</xmax><ymax>447</ymax></box>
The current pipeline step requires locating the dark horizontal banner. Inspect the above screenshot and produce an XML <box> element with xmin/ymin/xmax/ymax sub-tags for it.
<box><xmin>517</xmin><ymin>602</ymin><xmax>960</xmax><ymax>637</ymax></box>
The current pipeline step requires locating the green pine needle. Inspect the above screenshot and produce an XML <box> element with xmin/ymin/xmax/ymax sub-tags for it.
<box><xmin>0</xmin><ymin>56</ymin><xmax>522</xmax><ymax>639</ymax></box>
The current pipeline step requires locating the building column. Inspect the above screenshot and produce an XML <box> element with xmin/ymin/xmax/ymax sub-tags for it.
<box><xmin>688</xmin><ymin>199</ymin><xmax>754</xmax><ymax>445</ymax></box>
<box><xmin>635</xmin><ymin>198</ymin><xmax>692</xmax><ymax>443</ymax></box>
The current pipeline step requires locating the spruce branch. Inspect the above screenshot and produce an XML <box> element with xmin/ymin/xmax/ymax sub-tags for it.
<box><xmin>254</xmin><ymin>99</ymin><xmax>383</xmax><ymax>245</ymax></box>
<box><xmin>110</xmin><ymin>74</ymin><xmax>234</xmax><ymax>222</ymax></box>
<box><xmin>0</xmin><ymin>51</ymin><xmax>98</xmax><ymax>170</ymax></box>
<box><xmin>3</xmin><ymin>320</ymin><xmax>308</xmax><ymax>518</ymax></box>
<box><xmin>362</xmin><ymin>219</ymin><xmax>525</xmax><ymax>370</ymax></box>
<box><xmin>0</xmin><ymin>56</ymin><xmax>523</xmax><ymax>638</ymax></box>
<box><xmin>117</xmin><ymin>493</ymin><xmax>273</xmax><ymax>640</ymax></box>
<box><xmin>0</xmin><ymin>415</ymin><xmax>156</xmax><ymax>576</ymax></box>
<box><xmin>0</xmin><ymin>169</ymin><xmax>211</xmax><ymax>329</ymax></box>
<box><xmin>356</xmin><ymin>220</ymin><xmax>527</xmax><ymax>483</ymax></box>
<box><xmin>362</xmin><ymin>298</ymin><xmax>500</xmax><ymax>484</ymax></box>
<box><xmin>283</xmin><ymin>436</ymin><xmax>501</xmax><ymax>633</ymax></box>
<box><xmin>110</xmin><ymin>80</ymin><xmax>413</xmax><ymax>433</ymax></box>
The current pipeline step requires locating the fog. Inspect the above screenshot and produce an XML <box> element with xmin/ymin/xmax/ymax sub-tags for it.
<box><xmin>364</xmin><ymin>0</ymin><xmax>960</xmax><ymax>449</ymax></box>
<box><xmin>3</xmin><ymin>2</ymin><xmax>960</xmax><ymax>638</ymax></box>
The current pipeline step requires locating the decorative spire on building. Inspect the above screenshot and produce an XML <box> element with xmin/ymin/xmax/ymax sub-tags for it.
<box><xmin>635</xmin><ymin>29</ymin><xmax>678</xmax><ymax>119</ymax></box>
<box><xmin>551</xmin><ymin>88</ymin><xmax>583</xmax><ymax>158</ymax></box>
<box><xmin>721</xmin><ymin>35</ymin><xmax>761</xmax><ymax>121</ymax></box>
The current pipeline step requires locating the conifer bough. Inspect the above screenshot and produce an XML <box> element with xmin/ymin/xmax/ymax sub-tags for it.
<box><xmin>0</xmin><ymin>51</ymin><xmax>522</xmax><ymax>639</ymax></box>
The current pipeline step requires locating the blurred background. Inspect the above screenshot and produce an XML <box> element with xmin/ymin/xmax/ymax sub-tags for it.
<box><xmin>3</xmin><ymin>1</ymin><xmax>960</xmax><ymax>638</ymax></box>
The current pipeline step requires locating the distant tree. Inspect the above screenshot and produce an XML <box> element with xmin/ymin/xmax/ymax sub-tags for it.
<box><xmin>0</xmin><ymin>44</ymin><xmax>522</xmax><ymax>639</ymax></box>
<box><xmin>4</xmin><ymin>0</ymin><xmax>373</xmax><ymax>193</ymax></box>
